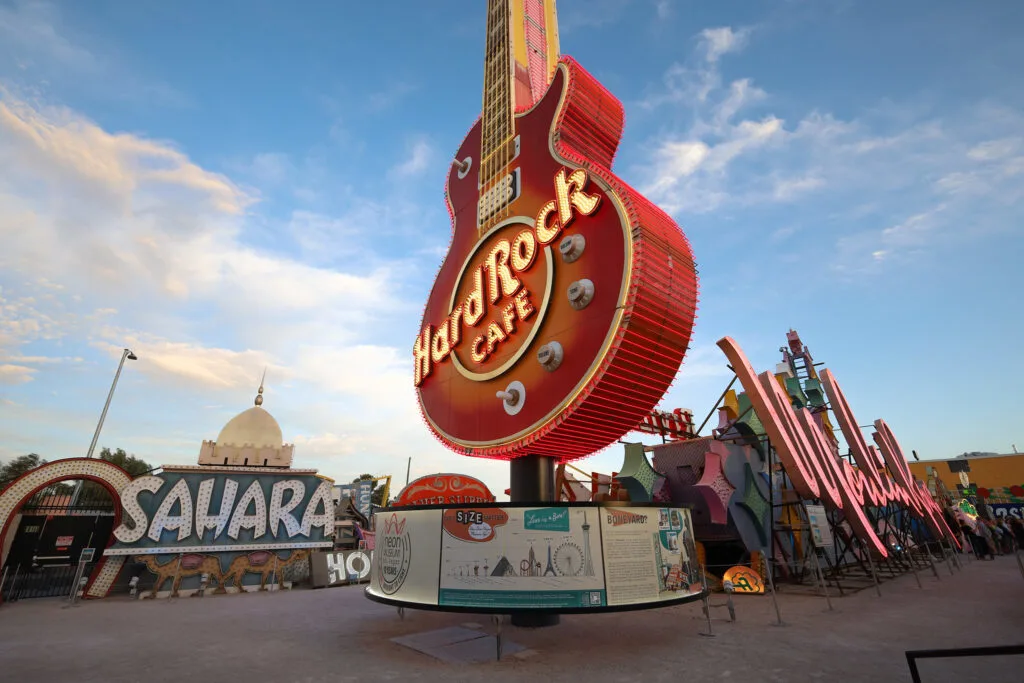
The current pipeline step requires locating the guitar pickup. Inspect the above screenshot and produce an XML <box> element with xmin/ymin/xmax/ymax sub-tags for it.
<box><xmin>477</xmin><ymin>167</ymin><xmax>521</xmax><ymax>229</ymax></box>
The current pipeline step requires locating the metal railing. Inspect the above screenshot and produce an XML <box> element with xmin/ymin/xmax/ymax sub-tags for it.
<box><xmin>0</xmin><ymin>563</ymin><xmax>95</xmax><ymax>602</ymax></box>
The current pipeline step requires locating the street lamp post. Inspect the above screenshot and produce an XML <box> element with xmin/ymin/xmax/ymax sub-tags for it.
<box><xmin>69</xmin><ymin>348</ymin><xmax>137</xmax><ymax>508</ymax></box>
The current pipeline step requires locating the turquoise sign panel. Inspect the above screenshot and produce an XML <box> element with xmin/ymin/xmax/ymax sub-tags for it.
<box><xmin>523</xmin><ymin>507</ymin><xmax>571</xmax><ymax>532</ymax></box>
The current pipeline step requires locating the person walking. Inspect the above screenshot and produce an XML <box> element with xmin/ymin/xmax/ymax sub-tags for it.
<box><xmin>1010</xmin><ymin>518</ymin><xmax>1024</xmax><ymax>549</ymax></box>
<box><xmin>960</xmin><ymin>520</ymin><xmax>986</xmax><ymax>559</ymax></box>
<box><xmin>1000</xmin><ymin>519</ymin><xmax>1018</xmax><ymax>551</ymax></box>
<box><xmin>976</xmin><ymin>519</ymin><xmax>997</xmax><ymax>559</ymax></box>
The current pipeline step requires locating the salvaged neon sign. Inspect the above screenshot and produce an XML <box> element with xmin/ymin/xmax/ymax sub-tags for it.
<box><xmin>717</xmin><ymin>336</ymin><xmax>958</xmax><ymax>557</ymax></box>
<box><xmin>112</xmin><ymin>475</ymin><xmax>335</xmax><ymax>546</ymax></box>
<box><xmin>413</xmin><ymin>167</ymin><xmax>602</xmax><ymax>386</ymax></box>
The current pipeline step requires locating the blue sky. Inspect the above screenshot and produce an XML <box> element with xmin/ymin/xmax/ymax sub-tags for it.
<box><xmin>1</xmin><ymin>0</ymin><xmax>1021</xmax><ymax>496</ymax></box>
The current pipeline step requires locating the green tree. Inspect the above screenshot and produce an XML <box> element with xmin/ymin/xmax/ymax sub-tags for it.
<box><xmin>77</xmin><ymin>448</ymin><xmax>155</xmax><ymax>501</ymax></box>
<box><xmin>0</xmin><ymin>454</ymin><xmax>73</xmax><ymax>496</ymax></box>
<box><xmin>97</xmin><ymin>447</ymin><xmax>153</xmax><ymax>477</ymax></box>
<box><xmin>351</xmin><ymin>474</ymin><xmax>388</xmax><ymax>507</ymax></box>
<box><xmin>0</xmin><ymin>453</ymin><xmax>46</xmax><ymax>489</ymax></box>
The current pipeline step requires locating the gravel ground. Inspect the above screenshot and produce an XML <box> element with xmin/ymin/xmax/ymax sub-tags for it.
<box><xmin>1</xmin><ymin>553</ymin><xmax>1021</xmax><ymax>683</ymax></box>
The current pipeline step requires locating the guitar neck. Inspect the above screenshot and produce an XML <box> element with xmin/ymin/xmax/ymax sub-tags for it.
<box><xmin>480</xmin><ymin>0</ymin><xmax>515</xmax><ymax>188</ymax></box>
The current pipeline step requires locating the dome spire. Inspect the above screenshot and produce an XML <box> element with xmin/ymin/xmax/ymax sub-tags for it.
<box><xmin>255</xmin><ymin>367</ymin><xmax>266</xmax><ymax>407</ymax></box>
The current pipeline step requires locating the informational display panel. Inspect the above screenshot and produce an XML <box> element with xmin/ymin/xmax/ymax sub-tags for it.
<box><xmin>439</xmin><ymin>506</ymin><xmax>606</xmax><ymax>609</ymax></box>
<box><xmin>806</xmin><ymin>504</ymin><xmax>834</xmax><ymax>549</ymax></box>
<box><xmin>599</xmin><ymin>506</ymin><xmax>700</xmax><ymax>606</ymax></box>
<box><xmin>368</xmin><ymin>509</ymin><xmax>443</xmax><ymax>606</ymax></box>
<box><xmin>365</xmin><ymin>504</ymin><xmax>704</xmax><ymax>612</ymax></box>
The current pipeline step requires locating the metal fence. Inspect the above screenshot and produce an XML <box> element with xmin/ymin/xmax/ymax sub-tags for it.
<box><xmin>0</xmin><ymin>563</ymin><xmax>95</xmax><ymax>602</ymax></box>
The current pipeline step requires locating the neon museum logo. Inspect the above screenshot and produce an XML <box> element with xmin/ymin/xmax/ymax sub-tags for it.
<box><xmin>717</xmin><ymin>337</ymin><xmax>958</xmax><ymax>556</ymax></box>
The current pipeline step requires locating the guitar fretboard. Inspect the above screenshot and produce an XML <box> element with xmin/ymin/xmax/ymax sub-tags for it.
<box><xmin>479</xmin><ymin>0</ymin><xmax>516</xmax><ymax>232</ymax></box>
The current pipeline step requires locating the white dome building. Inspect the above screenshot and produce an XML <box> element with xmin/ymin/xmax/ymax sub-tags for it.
<box><xmin>197</xmin><ymin>382</ymin><xmax>294</xmax><ymax>468</ymax></box>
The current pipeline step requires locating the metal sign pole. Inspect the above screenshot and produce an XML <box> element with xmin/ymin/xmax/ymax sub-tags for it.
<box><xmin>168</xmin><ymin>553</ymin><xmax>182</xmax><ymax>602</ymax></box>
<box><xmin>492</xmin><ymin>614</ymin><xmax>503</xmax><ymax>661</ymax></box>
<box><xmin>761</xmin><ymin>550</ymin><xmax>784</xmax><ymax>626</ymax></box>
<box><xmin>909</xmin><ymin>548</ymin><xmax>925</xmax><ymax>589</ymax></box>
<box><xmin>862</xmin><ymin>543</ymin><xmax>882</xmax><ymax>597</ymax></box>
<box><xmin>811</xmin><ymin>550</ymin><xmax>835</xmax><ymax>610</ymax></box>
<box><xmin>722</xmin><ymin>580</ymin><xmax>737</xmax><ymax>622</ymax></box>
<box><xmin>939</xmin><ymin>543</ymin><xmax>955</xmax><ymax>575</ymax></box>
<box><xmin>7</xmin><ymin>566</ymin><xmax>20</xmax><ymax>602</ymax></box>
<box><xmin>927</xmin><ymin>552</ymin><xmax>941</xmax><ymax>581</ymax></box>
<box><xmin>947</xmin><ymin>541</ymin><xmax>963</xmax><ymax>570</ymax></box>
<box><xmin>67</xmin><ymin>562</ymin><xmax>85</xmax><ymax>605</ymax></box>
<box><xmin>698</xmin><ymin>564</ymin><xmax>715</xmax><ymax>637</ymax></box>
<box><xmin>66</xmin><ymin>547</ymin><xmax>96</xmax><ymax>607</ymax></box>
<box><xmin>907</xmin><ymin>550</ymin><xmax>923</xmax><ymax>589</ymax></box>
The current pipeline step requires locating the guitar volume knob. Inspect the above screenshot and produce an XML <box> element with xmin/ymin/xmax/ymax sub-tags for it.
<box><xmin>559</xmin><ymin>234</ymin><xmax>586</xmax><ymax>262</ymax></box>
<box><xmin>536</xmin><ymin>342</ymin><xmax>564</xmax><ymax>372</ymax></box>
<box><xmin>567</xmin><ymin>279</ymin><xmax>595</xmax><ymax>310</ymax></box>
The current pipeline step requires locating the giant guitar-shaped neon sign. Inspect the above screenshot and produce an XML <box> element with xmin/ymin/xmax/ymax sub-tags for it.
<box><xmin>415</xmin><ymin>0</ymin><xmax>698</xmax><ymax>461</ymax></box>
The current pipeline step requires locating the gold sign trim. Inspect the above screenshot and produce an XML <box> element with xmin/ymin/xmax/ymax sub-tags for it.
<box><xmin>447</xmin><ymin>217</ymin><xmax>554</xmax><ymax>382</ymax></box>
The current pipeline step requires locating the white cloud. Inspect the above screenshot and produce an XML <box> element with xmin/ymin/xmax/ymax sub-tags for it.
<box><xmin>699</xmin><ymin>27</ymin><xmax>752</xmax><ymax>64</ymax></box>
<box><xmin>0</xmin><ymin>97</ymin><xmax>248</xmax><ymax>214</ymax></box>
<box><xmin>637</xmin><ymin>24</ymin><xmax>1023</xmax><ymax>277</ymax></box>
<box><xmin>389</xmin><ymin>139</ymin><xmax>433</xmax><ymax>178</ymax></box>
<box><xmin>366</xmin><ymin>81</ymin><xmax>419</xmax><ymax>112</ymax></box>
<box><xmin>246</xmin><ymin>152</ymin><xmax>294</xmax><ymax>186</ymax></box>
<box><xmin>967</xmin><ymin>137</ymin><xmax>1021</xmax><ymax>161</ymax></box>
<box><xmin>707</xmin><ymin>78</ymin><xmax>767</xmax><ymax>132</ymax></box>
<box><xmin>833</xmin><ymin>204</ymin><xmax>948</xmax><ymax>275</ymax></box>
<box><xmin>772</xmin><ymin>174</ymin><xmax>825</xmax><ymax>201</ymax></box>
<box><xmin>0</xmin><ymin>363</ymin><xmax>35</xmax><ymax>384</ymax></box>
<box><xmin>91</xmin><ymin>332</ymin><xmax>278</xmax><ymax>391</ymax></box>
<box><xmin>879</xmin><ymin>205</ymin><xmax>947</xmax><ymax>248</ymax></box>
<box><xmin>0</xmin><ymin>90</ymin><xmax>399</xmax><ymax>330</ymax></box>
<box><xmin>644</xmin><ymin>115</ymin><xmax>785</xmax><ymax>213</ymax></box>
<box><xmin>0</xmin><ymin>88</ymin><xmax>453</xmax><ymax>487</ymax></box>
<box><xmin>770</xmin><ymin>225</ymin><xmax>799</xmax><ymax>242</ymax></box>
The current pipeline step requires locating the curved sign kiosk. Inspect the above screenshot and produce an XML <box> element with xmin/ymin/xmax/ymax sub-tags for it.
<box><xmin>367</xmin><ymin>503</ymin><xmax>703</xmax><ymax>613</ymax></box>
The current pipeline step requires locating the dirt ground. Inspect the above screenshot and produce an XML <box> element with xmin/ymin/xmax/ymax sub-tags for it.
<box><xmin>1</xmin><ymin>553</ymin><xmax>1021</xmax><ymax>683</ymax></box>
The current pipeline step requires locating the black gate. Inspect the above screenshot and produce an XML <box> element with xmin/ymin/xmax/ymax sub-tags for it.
<box><xmin>1</xmin><ymin>481</ymin><xmax>116</xmax><ymax>602</ymax></box>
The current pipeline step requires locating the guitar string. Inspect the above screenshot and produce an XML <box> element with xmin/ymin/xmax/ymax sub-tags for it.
<box><xmin>480</xmin><ymin>0</ymin><xmax>515</xmax><ymax>237</ymax></box>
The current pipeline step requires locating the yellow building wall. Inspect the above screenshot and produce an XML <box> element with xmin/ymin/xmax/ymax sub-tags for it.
<box><xmin>909</xmin><ymin>454</ymin><xmax>1024</xmax><ymax>503</ymax></box>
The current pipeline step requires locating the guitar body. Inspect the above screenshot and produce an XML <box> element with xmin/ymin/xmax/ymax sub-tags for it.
<box><xmin>415</xmin><ymin>57</ymin><xmax>698</xmax><ymax>461</ymax></box>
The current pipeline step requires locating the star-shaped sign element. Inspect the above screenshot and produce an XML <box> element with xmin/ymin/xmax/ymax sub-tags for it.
<box><xmin>694</xmin><ymin>447</ymin><xmax>735</xmax><ymax>525</ymax></box>
<box><xmin>617</xmin><ymin>442</ymin><xmax>664</xmax><ymax>502</ymax></box>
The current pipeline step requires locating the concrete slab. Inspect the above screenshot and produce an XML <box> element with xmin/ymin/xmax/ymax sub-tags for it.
<box><xmin>391</xmin><ymin>625</ymin><xmax>525</xmax><ymax>664</ymax></box>
<box><xmin>391</xmin><ymin>625</ymin><xmax>484</xmax><ymax>651</ymax></box>
<box><xmin>440</xmin><ymin>633</ymin><xmax>525</xmax><ymax>664</ymax></box>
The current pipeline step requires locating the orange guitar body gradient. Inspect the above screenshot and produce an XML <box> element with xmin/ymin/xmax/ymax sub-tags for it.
<box><xmin>415</xmin><ymin>57</ymin><xmax>698</xmax><ymax>462</ymax></box>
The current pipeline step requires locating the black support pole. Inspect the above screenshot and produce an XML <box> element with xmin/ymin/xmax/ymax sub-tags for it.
<box><xmin>509</xmin><ymin>454</ymin><xmax>560</xmax><ymax>627</ymax></box>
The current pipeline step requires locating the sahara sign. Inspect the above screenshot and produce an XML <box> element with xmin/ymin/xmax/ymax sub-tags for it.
<box><xmin>105</xmin><ymin>468</ymin><xmax>335</xmax><ymax>555</ymax></box>
<box><xmin>717</xmin><ymin>336</ymin><xmax>959</xmax><ymax>557</ymax></box>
